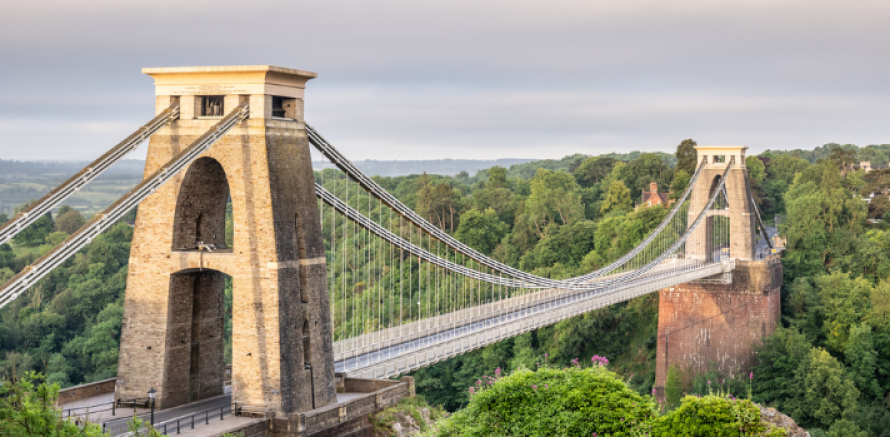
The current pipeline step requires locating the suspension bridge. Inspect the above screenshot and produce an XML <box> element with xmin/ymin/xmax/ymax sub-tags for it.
<box><xmin>0</xmin><ymin>66</ymin><xmax>781</xmax><ymax>435</ymax></box>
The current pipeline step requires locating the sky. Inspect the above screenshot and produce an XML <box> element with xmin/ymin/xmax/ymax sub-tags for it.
<box><xmin>0</xmin><ymin>0</ymin><xmax>888</xmax><ymax>162</ymax></box>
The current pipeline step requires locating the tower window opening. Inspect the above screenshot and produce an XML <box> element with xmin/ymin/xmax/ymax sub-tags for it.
<box><xmin>199</xmin><ymin>96</ymin><xmax>225</xmax><ymax>117</ymax></box>
<box><xmin>271</xmin><ymin>96</ymin><xmax>297</xmax><ymax>119</ymax></box>
<box><xmin>302</xmin><ymin>320</ymin><xmax>311</xmax><ymax>364</ymax></box>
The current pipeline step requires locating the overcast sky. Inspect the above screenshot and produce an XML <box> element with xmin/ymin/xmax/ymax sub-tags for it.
<box><xmin>0</xmin><ymin>0</ymin><xmax>888</xmax><ymax>162</ymax></box>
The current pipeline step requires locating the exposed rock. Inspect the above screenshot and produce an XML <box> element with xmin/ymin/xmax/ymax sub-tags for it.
<box><xmin>759</xmin><ymin>405</ymin><xmax>810</xmax><ymax>437</ymax></box>
<box><xmin>373</xmin><ymin>405</ymin><xmax>438</xmax><ymax>436</ymax></box>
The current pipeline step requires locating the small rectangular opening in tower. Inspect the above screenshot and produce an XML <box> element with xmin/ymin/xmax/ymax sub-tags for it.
<box><xmin>271</xmin><ymin>96</ymin><xmax>297</xmax><ymax>119</ymax></box>
<box><xmin>198</xmin><ymin>96</ymin><xmax>225</xmax><ymax>117</ymax></box>
<box><xmin>714</xmin><ymin>155</ymin><xmax>726</xmax><ymax>164</ymax></box>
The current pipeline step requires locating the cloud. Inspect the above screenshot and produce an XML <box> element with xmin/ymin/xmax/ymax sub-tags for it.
<box><xmin>0</xmin><ymin>0</ymin><xmax>888</xmax><ymax>161</ymax></box>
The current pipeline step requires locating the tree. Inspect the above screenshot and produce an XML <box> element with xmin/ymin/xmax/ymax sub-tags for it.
<box><xmin>869</xmin><ymin>195</ymin><xmax>890</xmax><ymax>219</ymax></box>
<box><xmin>416</xmin><ymin>176</ymin><xmax>463</xmax><ymax>232</ymax></box>
<box><xmin>827</xmin><ymin>419</ymin><xmax>868</xmax><ymax>437</ymax></box>
<box><xmin>830</xmin><ymin>146</ymin><xmax>858</xmax><ymax>179</ymax></box>
<box><xmin>0</xmin><ymin>372</ymin><xmax>105</xmax><ymax>436</ymax></box>
<box><xmin>454</xmin><ymin>208</ymin><xmax>508</xmax><ymax>255</ymax></box>
<box><xmin>746</xmin><ymin>155</ymin><xmax>766</xmax><ymax>185</ymax></box>
<box><xmin>574</xmin><ymin>157</ymin><xmax>616</xmax><ymax>188</ymax></box>
<box><xmin>524</xmin><ymin>169</ymin><xmax>584</xmax><ymax>237</ymax></box>
<box><xmin>845</xmin><ymin>323</ymin><xmax>881</xmax><ymax>399</ymax></box>
<box><xmin>782</xmin><ymin>161</ymin><xmax>867</xmax><ymax>278</ymax></box>
<box><xmin>600</xmin><ymin>181</ymin><xmax>632</xmax><ymax>215</ymax></box>
<box><xmin>768</xmin><ymin>154</ymin><xmax>810</xmax><ymax>186</ymax></box>
<box><xmin>664</xmin><ymin>365</ymin><xmax>684</xmax><ymax>410</ymax></box>
<box><xmin>486</xmin><ymin>166</ymin><xmax>508</xmax><ymax>189</ymax></box>
<box><xmin>0</xmin><ymin>242</ymin><xmax>14</xmax><ymax>269</ymax></box>
<box><xmin>788</xmin><ymin>348</ymin><xmax>861</xmax><ymax>430</ymax></box>
<box><xmin>44</xmin><ymin>232</ymin><xmax>67</xmax><ymax>246</ymax></box>
<box><xmin>620</xmin><ymin>153</ymin><xmax>670</xmax><ymax>193</ymax></box>
<box><xmin>519</xmin><ymin>220</ymin><xmax>597</xmax><ymax>275</ymax></box>
<box><xmin>474</xmin><ymin>166</ymin><xmax>519</xmax><ymax>226</ymax></box>
<box><xmin>675</xmin><ymin>139</ymin><xmax>698</xmax><ymax>175</ymax></box>
<box><xmin>54</xmin><ymin>208</ymin><xmax>84</xmax><ymax>235</ymax></box>
<box><xmin>12</xmin><ymin>202</ymin><xmax>53</xmax><ymax>247</ymax></box>
<box><xmin>669</xmin><ymin>169</ymin><xmax>690</xmax><ymax>200</ymax></box>
<box><xmin>752</xmin><ymin>327</ymin><xmax>812</xmax><ymax>410</ymax></box>
<box><xmin>814</xmin><ymin>271</ymin><xmax>872</xmax><ymax>354</ymax></box>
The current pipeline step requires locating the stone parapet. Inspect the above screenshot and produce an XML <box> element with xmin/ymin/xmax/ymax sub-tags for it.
<box><xmin>56</xmin><ymin>378</ymin><xmax>117</xmax><ymax>405</ymax></box>
<box><xmin>237</xmin><ymin>377</ymin><xmax>412</xmax><ymax>437</ymax></box>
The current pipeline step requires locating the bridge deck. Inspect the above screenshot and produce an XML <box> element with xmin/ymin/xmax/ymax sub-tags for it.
<box><xmin>336</xmin><ymin>260</ymin><xmax>732</xmax><ymax>378</ymax></box>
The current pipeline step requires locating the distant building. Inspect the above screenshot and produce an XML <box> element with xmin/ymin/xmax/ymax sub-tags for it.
<box><xmin>860</xmin><ymin>161</ymin><xmax>889</xmax><ymax>173</ymax></box>
<box><xmin>639</xmin><ymin>182</ymin><xmax>674</xmax><ymax>209</ymax></box>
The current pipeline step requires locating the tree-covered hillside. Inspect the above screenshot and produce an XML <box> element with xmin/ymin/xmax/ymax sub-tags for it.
<box><xmin>4</xmin><ymin>140</ymin><xmax>890</xmax><ymax>435</ymax></box>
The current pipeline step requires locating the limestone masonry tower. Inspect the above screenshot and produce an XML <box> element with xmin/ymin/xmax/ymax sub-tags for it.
<box><xmin>654</xmin><ymin>145</ymin><xmax>782</xmax><ymax>401</ymax></box>
<box><xmin>685</xmin><ymin>146</ymin><xmax>756</xmax><ymax>262</ymax></box>
<box><xmin>116</xmin><ymin>66</ymin><xmax>337</xmax><ymax>415</ymax></box>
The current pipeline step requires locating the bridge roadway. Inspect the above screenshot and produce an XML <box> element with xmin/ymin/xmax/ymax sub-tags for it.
<box><xmin>335</xmin><ymin>258</ymin><xmax>733</xmax><ymax>378</ymax></box>
<box><xmin>65</xmin><ymin>392</ymin><xmax>232</xmax><ymax>436</ymax></box>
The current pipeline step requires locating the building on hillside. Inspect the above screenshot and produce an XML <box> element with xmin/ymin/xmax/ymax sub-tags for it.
<box><xmin>860</xmin><ymin>161</ymin><xmax>889</xmax><ymax>173</ymax></box>
<box><xmin>638</xmin><ymin>181</ymin><xmax>674</xmax><ymax>209</ymax></box>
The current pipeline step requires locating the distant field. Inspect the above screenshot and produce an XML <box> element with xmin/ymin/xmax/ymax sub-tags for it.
<box><xmin>0</xmin><ymin>160</ymin><xmax>145</xmax><ymax>216</ymax></box>
<box><xmin>1</xmin><ymin>158</ymin><xmax>546</xmax><ymax>216</ymax></box>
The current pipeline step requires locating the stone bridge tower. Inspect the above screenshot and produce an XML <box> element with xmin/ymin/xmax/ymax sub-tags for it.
<box><xmin>654</xmin><ymin>145</ymin><xmax>782</xmax><ymax>401</ymax></box>
<box><xmin>115</xmin><ymin>66</ymin><xmax>337</xmax><ymax>416</ymax></box>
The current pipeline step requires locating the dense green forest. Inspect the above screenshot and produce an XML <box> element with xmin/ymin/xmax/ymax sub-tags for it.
<box><xmin>3</xmin><ymin>141</ymin><xmax>890</xmax><ymax>435</ymax></box>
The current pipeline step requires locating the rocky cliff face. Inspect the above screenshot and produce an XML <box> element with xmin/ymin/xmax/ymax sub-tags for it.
<box><xmin>370</xmin><ymin>397</ymin><xmax>446</xmax><ymax>437</ymax></box>
<box><xmin>760</xmin><ymin>405</ymin><xmax>809</xmax><ymax>437</ymax></box>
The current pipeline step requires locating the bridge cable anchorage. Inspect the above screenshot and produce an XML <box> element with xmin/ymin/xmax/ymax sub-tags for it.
<box><xmin>306</xmin><ymin>123</ymin><xmax>709</xmax><ymax>288</ymax></box>
<box><xmin>0</xmin><ymin>104</ymin><xmax>181</xmax><ymax>246</ymax></box>
<box><xmin>0</xmin><ymin>102</ymin><xmax>249</xmax><ymax>309</ymax></box>
<box><xmin>327</xmin><ymin>158</ymin><xmax>736</xmax><ymax>375</ymax></box>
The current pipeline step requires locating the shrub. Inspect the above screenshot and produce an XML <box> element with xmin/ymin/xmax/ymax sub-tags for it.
<box><xmin>0</xmin><ymin>371</ymin><xmax>105</xmax><ymax>436</ymax></box>
<box><xmin>429</xmin><ymin>363</ymin><xmax>657</xmax><ymax>436</ymax></box>
<box><xmin>428</xmin><ymin>360</ymin><xmax>789</xmax><ymax>437</ymax></box>
<box><xmin>653</xmin><ymin>395</ymin><xmax>787</xmax><ymax>437</ymax></box>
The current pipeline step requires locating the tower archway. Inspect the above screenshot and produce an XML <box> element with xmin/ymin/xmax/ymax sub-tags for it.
<box><xmin>172</xmin><ymin>157</ymin><xmax>230</xmax><ymax>251</ymax></box>
<box><xmin>164</xmin><ymin>268</ymin><xmax>230</xmax><ymax>406</ymax></box>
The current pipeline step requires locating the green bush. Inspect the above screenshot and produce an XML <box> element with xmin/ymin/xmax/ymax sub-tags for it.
<box><xmin>428</xmin><ymin>363</ymin><xmax>657</xmax><ymax>437</ymax></box>
<box><xmin>653</xmin><ymin>395</ymin><xmax>786</xmax><ymax>437</ymax></box>
<box><xmin>0</xmin><ymin>371</ymin><xmax>105</xmax><ymax>437</ymax></box>
<box><xmin>429</xmin><ymin>363</ymin><xmax>788</xmax><ymax>437</ymax></box>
